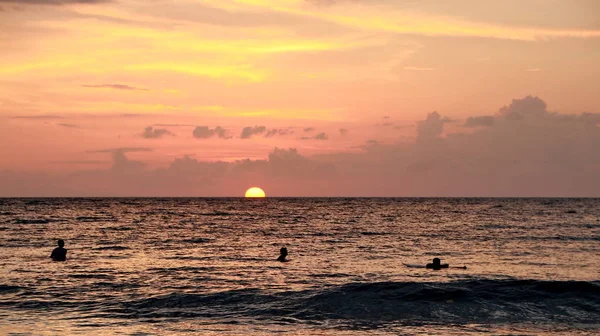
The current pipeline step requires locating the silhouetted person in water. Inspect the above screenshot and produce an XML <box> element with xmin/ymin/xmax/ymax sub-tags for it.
<box><xmin>277</xmin><ymin>247</ymin><xmax>288</xmax><ymax>262</ymax></box>
<box><xmin>426</xmin><ymin>257</ymin><xmax>448</xmax><ymax>270</ymax></box>
<box><xmin>50</xmin><ymin>239</ymin><xmax>67</xmax><ymax>262</ymax></box>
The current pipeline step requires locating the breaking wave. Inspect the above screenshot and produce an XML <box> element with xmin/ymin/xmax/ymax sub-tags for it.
<box><xmin>7</xmin><ymin>280</ymin><xmax>595</xmax><ymax>325</ymax></box>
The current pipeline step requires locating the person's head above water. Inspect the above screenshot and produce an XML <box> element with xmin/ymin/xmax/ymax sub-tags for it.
<box><xmin>51</xmin><ymin>239</ymin><xmax>67</xmax><ymax>261</ymax></box>
<box><xmin>426</xmin><ymin>257</ymin><xmax>450</xmax><ymax>270</ymax></box>
<box><xmin>277</xmin><ymin>247</ymin><xmax>288</xmax><ymax>262</ymax></box>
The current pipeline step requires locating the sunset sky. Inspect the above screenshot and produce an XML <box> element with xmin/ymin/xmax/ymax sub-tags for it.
<box><xmin>1</xmin><ymin>0</ymin><xmax>599</xmax><ymax>196</ymax></box>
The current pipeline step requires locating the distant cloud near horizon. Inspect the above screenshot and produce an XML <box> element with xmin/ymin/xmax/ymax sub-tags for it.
<box><xmin>57</xmin><ymin>123</ymin><xmax>80</xmax><ymax>128</ymax></box>
<box><xmin>301</xmin><ymin>132</ymin><xmax>329</xmax><ymax>140</ymax></box>
<box><xmin>265</xmin><ymin>128</ymin><xmax>293</xmax><ymax>137</ymax></box>
<box><xmin>142</xmin><ymin>126</ymin><xmax>173</xmax><ymax>139</ymax></box>
<box><xmin>193</xmin><ymin>126</ymin><xmax>229</xmax><ymax>139</ymax></box>
<box><xmin>153</xmin><ymin>124</ymin><xmax>194</xmax><ymax>127</ymax></box>
<box><xmin>12</xmin><ymin>115</ymin><xmax>64</xmax><ymax>119</ymax></box>
<box><xmin>339</xmin><ymin>128</ymin><xmax>348</xmax><ymax>136</ymax></box>
<box><xmin>498</xmin><ymin>95</ymin><xmax>548</xmax><ymax>120</ymax></box>
<box><xmin>2</xmin><ymin>96</ymin><xmax>600</xmax><ymax>197</ymax></box>
<box><xmin>50</xmin><ymin>160</ymin><xmax>107</xmax><ymax>165</ymax></box>
<box><xmin>314</xmin><ymin>132</ymin><xmax>328</xmax><ymax>140</ymax></box>
<box><xmin>240</xmin><ymin>126</ymin><xmax>293</xmax><ymax>139</ymax></box>
<box><xmin>579</xmin><ymin>113</ymin><xmax>600</xmax><ymax>125</ymax></box>
<box><xmin>83</xmin><ymin>84</ymin><xmax>148</xmax><ymax>91</ymax></box>
<box><xmin>87</xmin><ymin>147</ymin><xmax>152</xmax><ymax>154</ymax></box>
<box><xmin>464</xmin><ymin>116</ymin><xmax>495</xmax><ymax>128</ymax></box>
<box><xmin>416</xmin><ymin>111</ymin><xmax>444</xmax><ymax>143</ymax></box>
<box><xmin>240</xmin><ymin>126</ymin><xmax>267</xmax><ymax>139</ymax></box>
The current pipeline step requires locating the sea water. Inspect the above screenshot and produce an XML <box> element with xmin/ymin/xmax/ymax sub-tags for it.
<box><xmin>1</xmin><ymin>198</ymin><xmax>599</xmax><ymax>335</ymax></box>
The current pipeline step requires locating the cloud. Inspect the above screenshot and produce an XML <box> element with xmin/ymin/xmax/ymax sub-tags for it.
<box><xmin>416</xmin><ymin>111</ymin><xmax>444</xmax><ymax>144</ymax></box>
<box><xmin>12</xmin><ymin>115</ymin><xmax>63</xmax><ymax>119</ymax></box>
<box><xmin>83</xmin><ymin>84</ymin><xmax>148</xmax><ymax>91</ymax></box>
<box><xmin>339</xmin><ymin>128</ymin><xmax>348</xmax><ymax>136</ymax></box>
<box><xmin>2</xmin><ymin>96</ymin><xmax>600</xmax><ymax>197</ymax></box>
<box><xmin>110</xmin><ymin>150</ymin><xmax>146</xmax><ymax>173</ymax></box>
<box><xmin>88</xmin><ymin>147</ymin><xmax>152</xmax><ymax>154</ymax></box>
<box><xmin>193</xmin><ymin>126</ymin><xmax>229</xmax><ymax>139</ymax></box>
<box><xmin>267</xmin><ymin>148</ymin><xmax>313</xmax><ymax>177</ymax></box>
<box><xmin>50</xmin><ymin>160</ymin><xmax>107</xmax><ymax>165</ymax></box>
<box><xmin>265</xmin><ymin>128</ymin><xmax>293</xmax><ymax>137</ymax></box>
<box><xmin>265</xmin><ymin>129</ymin><xmax>278</xmax><ymax>137</ymax></box>
<box><xmin>579</xmin><ymin>113</ymin><xmax>600</xmax><ymax>125</ymax></box>
<box><xmin>464</xmin><ymin>116</ymin><xmax>495</xmax><ymax>128</ymax></box>
<box><xmin>57</xmin><ymin>123</ymin><xmax>80</xmax><ymax>128</ymax></box>
<box><xmin>142</xmin><ymin>126</ymin><xmax>173</xmax><ymax>139</ymax></box>
<box><xmin>314</xmin><ymin>132</ymin><xmax>329</xmax><ymax>140</ymax></box>
<box><xmin>84</xmin><ymin>148</ymin><xmax>151</xmax><ymax>175</ymax></box>
<box><xmin>304</xmin><ymin>127</ymin><xmax>315</xmax><ymax>132</ymax></box>
<box><xmin>237</xmin><ymin>126</ymin><xmax>293</xmax><ymax>139</ymax></box>
<box><xmin>153</xmin><ymin>124</ymin><xmax>194</xmax><ymax>127</ymax></box>
<box><xmin>498</xmin><ymin>95</ymin><xmax>548</xmax><ymax>120</ymax></box>
<box><xmin>241</xmin><ymin>126</ymin><xmax>267</xmax><ymax>139</ymax></box>
<box><xmin>301</xmin><ymin>132</ymin><xmax>329</xmax><ymax>140</ymax></box>
<box><xmin>442</xmin><ymin>117</ymin><xmax>458</xmax><ymax>123</ymax></box>
<box><xmin>166</xmin><ymin>156</ymin><xmax>230</xmax><ymax>180</ymax></box>
<box><xmin>301</xmin><ymin>1</ymin><xmax>600</xmax><ymax>39</ymax></box>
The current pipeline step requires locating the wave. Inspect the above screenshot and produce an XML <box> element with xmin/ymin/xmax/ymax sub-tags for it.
<box><xmin>13</xmin><ymin>218</ymin><xmax>52</xmax><ymax>224</ymax></box>
<box><xmin>198</xmin><ymin>211</ymin><xmax>233</xmax><ymax>216</ymax></box>
<box><xmin>111</xmin><ymin>280</ymin><xmax>600</xmax><ymax>324</ymax></box>
<box><xmin>92</xmin><ymin>246</ymin><xmax>131</xmax><ymax>251</ymax></box>
<box><xmin>182</xmin><ymin>238</ymin><xmax>213</xmax><ymax>244</ymax></box>
<box><xmin>3</xmin><ymin>279</ymin><xmax>599</xmax><ymax>326</ymax></box>
<box><xmin>76</xmin><ymin>216</ymin><xmax>117</xmax><ymax>222</ymax></box>
<box><xmin>360</xmin><ymin>231</ymin><xmax>389</xmax><ymax>236</ymax></box>
<box><xmin>0</xmin><ymin>285</ymin><xmax>23</xmax><ymax>293</ymax></box>
<box><xmin>69</xmin><ymin>273</ymin><xmax>116</xmax><ymax>280</ymax></box>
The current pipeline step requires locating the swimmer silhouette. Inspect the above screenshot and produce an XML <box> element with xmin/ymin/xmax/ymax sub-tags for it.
<box><xmin>277</xmin><ymin>247</ymin><xmax>288</xmax><ymax>262</ymax></box>
<box><xmin>426</xmin><ymin>257</ymin><xmax>448</xmax><ymax>270</ymax></box>
<box><xmin>50</xmin><ymin>239</ymin><xmax>67</xmax><ymax>262</ymax></box>
<box><xmin>404</xmin><ymin>258</ymin><xmax>466</xmax><ymax>269</ymax></box>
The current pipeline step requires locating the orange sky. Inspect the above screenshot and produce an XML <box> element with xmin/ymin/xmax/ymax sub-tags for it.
<box><xmin>1</xmin><ymin>0</ymin><xmax>599</xmax><ymax>196</ymax></box>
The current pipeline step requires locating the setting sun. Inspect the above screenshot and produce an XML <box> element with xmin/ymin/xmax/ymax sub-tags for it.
<box><xmin>245</xmin><ymin>187</ymin><xmax>266</xmax><ymax>198</ymax></box>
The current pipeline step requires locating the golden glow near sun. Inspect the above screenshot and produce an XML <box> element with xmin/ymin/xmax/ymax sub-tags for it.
<box><xmin>245</xmin><ymin>187</ymin><xmax>266</xmax><ymax>198</ymax></box>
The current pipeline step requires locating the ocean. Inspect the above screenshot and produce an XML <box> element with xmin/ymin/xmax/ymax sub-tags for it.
<box><xmin>1</xmin><ymin>198</ymin><xmax>599</xmax><ymax>335</ymax></box>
